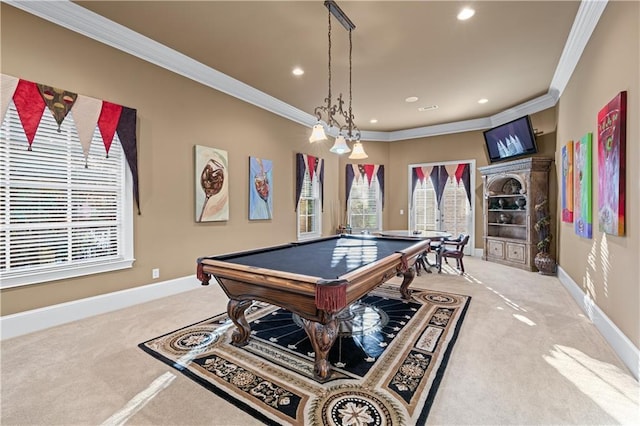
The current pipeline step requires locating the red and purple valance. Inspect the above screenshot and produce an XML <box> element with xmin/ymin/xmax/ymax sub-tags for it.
<box><xmin>345</xmin><ymin>164</ymin><xmax>385</xmax><ymax>210</ymax></box>
<box><xmin>411</xmin><ymin>163</ymin><xmax>471</xmax><ymax>207</ymax></box>
<box><xmin>1</xmin><ymin>73</ymin><xmax>140</xmax><ymax>214</ymax></box>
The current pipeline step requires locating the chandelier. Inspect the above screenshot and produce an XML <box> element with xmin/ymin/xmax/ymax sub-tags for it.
<box><xmin>309</xmin><ymin>0</ymin><xmax>368</xmax><ymax>159</ymax></box>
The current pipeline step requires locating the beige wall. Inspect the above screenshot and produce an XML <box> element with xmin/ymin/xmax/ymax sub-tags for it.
<box><xmin>555</xmin><ymin>1</ymin><xmax>639</xmax><ymax>347</ymax></box>
<box><xmin>1</xmin><ymin>6</ymin><xmax>342</xmax><ymax>314</ymax></box>
<box><xmin>2</xmin><ymin>2</ymin><xmax>638</xmax><ymax>353</ymax></box>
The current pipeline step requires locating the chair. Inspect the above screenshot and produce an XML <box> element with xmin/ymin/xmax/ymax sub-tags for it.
<box><xmin>436</xmin><ymin>234</ymin><xmax>470</xmax><ymax>274</ymax></box>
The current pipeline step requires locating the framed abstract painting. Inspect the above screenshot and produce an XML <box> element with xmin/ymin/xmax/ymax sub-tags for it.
<box><xmin>574</xmin><ymin>133</ymin><xmax>592</xmax><ymax>238</ymax></box>
<box><xmin>249</xmin><ymin>157</ymin><xmax>273</xmax><ymax>220</ymax></box>
<box><xmin>195</xmin><ymin>145</ymin><xmax>229</xmax><ymax>222</ymax></box>
<box><xmin>597</xmin><ymin>91</ymin><xmax>626</xmax><ymax>236</ymax></box>
<box><xmin>561</xmin><ymin>141</ymin><xmax>573</xmax><ymax>223</ymax></box>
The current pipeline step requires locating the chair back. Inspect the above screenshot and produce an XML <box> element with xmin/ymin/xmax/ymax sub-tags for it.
<box><xmin>456</xmin><ymin>234</ymin><xmax>470</xmax><ymax>250</ymax></box>
<box><xmin>442</xmin><ymin>234</ymin><xmax>469</xmax><ymax>255</ymax></box>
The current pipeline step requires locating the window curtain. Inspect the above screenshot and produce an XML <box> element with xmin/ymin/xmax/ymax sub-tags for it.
<box><xmin>1</xmin><ymin>73</ymin><xmax>141</xmax><ymax>214</ymax></box>
<box><xmin>345</xmin><ymin>164</ymin><xmax>385</xmax><ymax>210</ymax></box>
<box><xmin>410</xmin><ymin>163</ymin><xmax>471</xmax><ymax>207</ymax></box>
<box><xmin>295</xmin><ymin>153</ymin><xmax>324</xmax><ymax>211</ymax></box>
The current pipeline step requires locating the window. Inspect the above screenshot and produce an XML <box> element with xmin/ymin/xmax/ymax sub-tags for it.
<box><xmin>0</xmin><ymin>102</ymin><xmax>134</xmax><ymax>289</ymax></box>
<box><xmin>297</xmin><ymin>170</ymin><xmax>321</xmax><ymax>240</ymax></box>
<box><xmin>347</xmin><ymin>176</ymin><xmax>382</xmax><ymax>232</ymax></box>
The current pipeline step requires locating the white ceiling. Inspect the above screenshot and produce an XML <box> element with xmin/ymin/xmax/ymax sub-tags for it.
<box><xmin>8</xmin><ymin>1</ymin><xmax>607</xmax><ymax>141</ymax></box>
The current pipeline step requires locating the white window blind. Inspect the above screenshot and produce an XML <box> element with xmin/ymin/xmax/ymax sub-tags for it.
<box><xmin>1</xmin><ymin>101</ymin><xmax>134</xmax><ymax>288</ymax></box>
<box><xmin>297</xmin><ymin>171</ymin><xmax>321</xmax><ymax>239</ymax></box>
<box><xmin>348</xmin><ymin>176</ymin><xmax>381</xmax><ymax>232</ymax></box>
<box><xmin>413</xmin><ymin>180</ymin><xmax>438</xmax><ymax>231</ymax></box>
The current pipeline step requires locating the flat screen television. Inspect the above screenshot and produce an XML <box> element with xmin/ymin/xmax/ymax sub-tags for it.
<box><xmin>483</xmin><ymin>115</ymin><xmax>538</xmax><ymax>163</ymax></box>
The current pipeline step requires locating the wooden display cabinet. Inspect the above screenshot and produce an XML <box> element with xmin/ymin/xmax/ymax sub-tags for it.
<box><xmin>478</xmin><ymin>157</ymin><xmax>553</xmax><ymax>271</ymax></box>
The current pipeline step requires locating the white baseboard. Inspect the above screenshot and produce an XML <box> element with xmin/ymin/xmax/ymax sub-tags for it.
<box><xmin>0</xmin><ymin>275</ymin><xmax>202</xmax><ymax>340</ymax></box>
<box><xmin>557</xmin><ymin>266</ymin><xmax>639</xmax><ymax>380</ymax></box>
<box><xmin>473</xmin><ymin>248</ymin><xmax>483</xmax><ymax>258</ymax></box>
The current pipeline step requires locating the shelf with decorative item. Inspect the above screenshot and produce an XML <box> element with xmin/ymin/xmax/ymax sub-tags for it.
<box><xmin>487</xmin><ymin>209</ymin><xmax>527</xmax><ymax>226</ymax></box>
<box><xmin>488</xmin><ymin>196</ymin><xmax>527</xmax><ymax>210</ymax></box>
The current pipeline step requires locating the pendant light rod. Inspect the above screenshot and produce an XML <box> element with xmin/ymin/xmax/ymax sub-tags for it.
<box><xmin>324</xmin><ymin>0</ymin><xmax>355</xmax><ymax>32</ymax></box>
<box><xmin>311</xmin><ymin>1</ymin><xmax>367</xmax><ymax>159</ymax></box>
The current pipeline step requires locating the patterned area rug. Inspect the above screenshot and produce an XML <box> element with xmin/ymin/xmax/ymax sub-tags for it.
<box><xmin>139</xmin><ymin>285</ymin><xmax>471</xmax><ymax>425</ymax></box>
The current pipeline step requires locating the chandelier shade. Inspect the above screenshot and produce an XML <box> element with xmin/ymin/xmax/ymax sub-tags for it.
<box><xmin>329</xmin><ymin>134</ymin><xmax>350</xmax><ymax>154</ymax></box>
<box><xmin>309</xmin><ymin>122</ymin><xmax>328</xmax><ymax>143</ymax></box>
<box><xmin>348</xmin><ymin>141</ymin><xmax>367</xmax><ymax>159</ymax></box>
<box><xmin>309</xmin><ymin>1</ymin><xmax>367</xmax><ymax>159</ymax></box>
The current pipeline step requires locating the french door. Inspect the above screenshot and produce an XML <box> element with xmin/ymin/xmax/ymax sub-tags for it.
<box><xmin>408</xmin><ymin>160</ymin><xmax>475</xmax><ymax>255</ymax></box>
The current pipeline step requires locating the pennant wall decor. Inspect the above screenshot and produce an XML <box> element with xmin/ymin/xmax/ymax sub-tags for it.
<box><xmin>1</xmin><ymin>73</ymin><xmax>141</xmax><ymax>214</ymax></box>
<box><xmin>12</xmin><ymin>79</ymin><xmax>45</xmax><ymax>149</ymax></box>
<box><xmin>1</xmin><ymin>74</ymin><xmax>19</xmax><ymax>123</ymax></box>
<box><xmin>37</xmin><ymin>84</ymin><xmax>77</xmax><ymax>132</ymax></box>
<box><xmin>71</xmin><ymin>94</ymin><xmax>103</xmax><ymax>164</ymax></box>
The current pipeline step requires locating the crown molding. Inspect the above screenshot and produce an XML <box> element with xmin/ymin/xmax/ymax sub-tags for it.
<box><xmin>5</xmin><ymin>0</ymin><xmax>605</xmax><ymax>142</ymax></box>
<box><xmin>489</xmin><ymin>92</ymin><xmax>559</xmax><ymax>128</ymax></box>
<box><xmin>549</xmin><ymin>0</ymin><xmax>608</xmax><ymax>98</ymax></box>
<box><xmin>364</xmin><ymin>117</ymin><xmax>492</xmax><ymax>142</ymax></box>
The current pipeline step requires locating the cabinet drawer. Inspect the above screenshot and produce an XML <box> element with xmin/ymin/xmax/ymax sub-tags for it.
<box><xmin>487</xmin><ymin>240</ymin><xmax>504</xmax><ymax>259</ymax></box>
<box><xmin>506</xmin><ymin>242</ymin><xmax>526</xmax><ymax>262</ymax></box>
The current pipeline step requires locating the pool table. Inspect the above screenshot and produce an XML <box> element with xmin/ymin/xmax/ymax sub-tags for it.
<box><xmin>196</xmin><ymin>234</ymin><xmax>430</xmax><ymax>379</ymax></box>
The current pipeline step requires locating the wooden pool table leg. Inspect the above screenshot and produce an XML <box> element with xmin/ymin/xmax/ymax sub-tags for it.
<box><xmin>399</xmin><ymin>267</ymin><xmax>416</xmax><ymax>300</ymax></box>
<box><xmin>227</xmin><ymin>299</ymin><xmax>253</xmax><ymax>346</ymax></box>
<box><xmin>302</xmin><ymin>317</ymin><xmax>339</xmax><ymax>380</ymax></box>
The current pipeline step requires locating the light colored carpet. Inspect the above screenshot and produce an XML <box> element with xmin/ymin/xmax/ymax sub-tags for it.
<box><xmin>1</xmin><ymin>256</ymin><xmax>639</xmax><ymax>425</ymax></box>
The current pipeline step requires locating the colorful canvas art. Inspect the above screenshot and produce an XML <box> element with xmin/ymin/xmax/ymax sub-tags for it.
<box><xmin>249</xmin><ymin>157</ymin><xmax>273</xmax><ymax>220</ymax></box>
<box><xmin>574</xmin><ymin>133</ymin><xmax>592</xmax><ymax>238</ymax></box>
<box><xmin>561</xmin><ymin>141</ymin><xmax>574</xmax><ymax>223</ymax></box>
<box><xmin>597</xmin><ymin>91</ymin><xmax>626</xmax><ymax>236</ymax></box>
<box><xmin>195</xmin><ymin>145</ymin><xmax>229</xmax><ymax>222</ymax></box>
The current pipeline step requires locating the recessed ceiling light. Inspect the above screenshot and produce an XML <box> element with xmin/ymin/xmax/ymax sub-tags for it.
<box><xmin>418</xmin><ymin>105</ymin><xmax>439</xmax><ymax>112</ymax></box>
<box><xmin>405</xmin><ymin>96</ymin><xmax>419</xmax><ymax>103</ymax></box>
<box><xmin>457</xmin><ymin>7</ymin><xmax>475</xmax><ymax>21</ymax></box>
<box><xmin>292</xmin><ymin>67</ymin><xmax>304</xmax><ymax>76</ymax></box>
<box><xmin>370</xmin><ymin>119</ymin><xmax>378</xmax><ymax>123</ymax></box>
<box><xmin>478</xmin><ymin>98</ymin><xmax>488</xmax><ymax>104</ymax></box>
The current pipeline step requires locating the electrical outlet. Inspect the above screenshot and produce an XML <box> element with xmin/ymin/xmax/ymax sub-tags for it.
<box><xmin>152</xmin><ymin>268</ymin><xmax>160</xmax><ymax>279</ymax></box>
<box><xmin>400</xmin><ymin>209</ymin><xmax>404</xmax><ymax>215</ymax></box>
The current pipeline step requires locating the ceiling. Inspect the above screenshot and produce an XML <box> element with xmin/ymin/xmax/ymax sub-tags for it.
<box><xmin>11</xmin><ymin>1</ymin><xmax>603</xmax><ymax>140</ymax></box>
